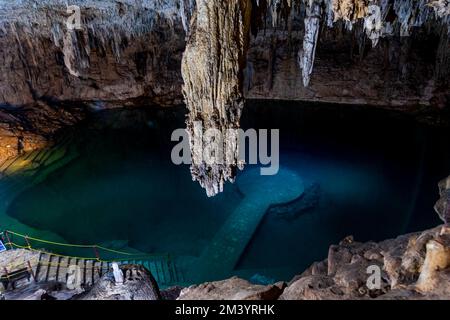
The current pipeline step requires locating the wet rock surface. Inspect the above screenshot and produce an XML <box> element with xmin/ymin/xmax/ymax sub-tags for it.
<box><xmin>0</xmin><ymin>102</ymin><xmax>85</xmax><ymax>165</ymax></box>
<box><xmin>75</xmin><ymin>264</ymin><xmax>161</xmax><ymax>300</ymax></box>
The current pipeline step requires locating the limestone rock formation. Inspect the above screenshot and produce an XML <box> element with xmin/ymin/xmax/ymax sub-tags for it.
<box><xmin>76</xmin><ymin>264</ymin><xmax>161</xmax><ymax>300</ymax></box>
<box><xmin>0</xmin><ymin>0</ymin><xmax>448</xmax><ymax>110</ymax></box>
<box><xmin>0</xmin><ymin>102</ymin><xmax>84</xmax><ymax>165</ymax></box>
<box><xmin>246</xmin><ymin>0</ymin><xmax>450</xmax><ymax>108</ymax></box>
<box><xmin>177</xmin><ymin>277</ymin><xmax>285</xmax><ymax>300</ymax></box>
<box><xmin>279</xmin><ymin>225</ymin><xmax>450</xmax><ymax>300</ymax></box>
<box><xmin>416</xmin><ymin>237</ymin><xmax>450</xmax><ymax>293</ymax></box>
<box><xmin>0</xmin><ymin>0</ymin><xmax>186</xmax><ymax>107</ymax></box>
<box><xmin>181</xmin><ymin>0</ymin><xmax>252</xmax><ymax>197</ymax></box>
<box><xmin>435</xmin><ymin>175</ymin><xmax>450</xmax><ymax>224</ymax></box>
<box><xmin>0</xmin><ymin>0</ymin><xmax>449</xmax><ymax>195</ymax></box>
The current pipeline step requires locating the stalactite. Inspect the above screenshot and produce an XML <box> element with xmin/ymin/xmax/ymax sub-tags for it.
<box><xmin>296</xmin><ymin>0</ymin><xmax>450</xmax><ymax>87</ymax></box>
<box><xmin>298</xmin><ymin>0</ymin><xmax>322</xmax><ymax>86</ymax></box>
<box><xmin>179</xmin><ymin>0</ymin><xmax>196</xmax><ymax>33</ymax></box>
<box><xmin>435</xmin><ymin>26</ymin><xmax>450</xmax><ymax>82</ymax></box>
<box><xmin>181</xmin><ymin>0</ymin><xmax>253</xmax><ymax>197</ymax></box>
<box><xmin>270</xmin><ymin>0</ymin><xmax>284</xmax><ymax>27</ymax></box>
<box><xmin>364</xmin><ymin>3</ymin><xmax>382</xmax><ymax>47</ymax></box>
<box><xmin>333</xmin><ymin>0</ymin><xmax>369</xmax><ymax>22</ymax></box>
<box><xmin>325</xmin><ymin>0</ymin><xmax>335</xmax><ymax>27</ymax></box>
<box><xmin>62</xmin><ymin>30</ymin><xmax>81</xmax><ymax>77</ymax></box>
<box><xmin>429</xmin><ymin>0</ymin><xmax>450</xmax><ymax>33</ymax></box>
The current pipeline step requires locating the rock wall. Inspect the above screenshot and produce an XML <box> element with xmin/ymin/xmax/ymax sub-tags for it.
<box><xmin>0</xmin><ymin>0</ymin><xmax>186</xmax><ymax>163</ymax></box>
<box><xmin>0</xmin><ymin>102</ymin><xmax>84</xmax><ymax>165</ymax></box>
<box><xmin>0</xmin><ymin>0</ymin><xmax>186</xmax><ymax>107</ymax></box>
<box><xmin>0</xmin><ymin>0</ymin><xmax>449</xmax><ymax>169</ymax></box>
<box><xmin>0</xmin><ymin>0</ymin><xmax>448</xmax><ymax>109</ymax></box>
<box><xmin>245</xmin><ymin>0</ymin><xmax>450</xmax><ymax>108</ymax></box>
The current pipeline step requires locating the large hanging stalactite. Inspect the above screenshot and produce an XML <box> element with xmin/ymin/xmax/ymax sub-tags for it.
<box><xmin>181</xmin><ymin>0</ymin><xmax>253</xmax><ymax>197</ymax></box>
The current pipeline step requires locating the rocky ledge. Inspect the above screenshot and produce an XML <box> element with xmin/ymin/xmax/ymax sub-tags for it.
<box><xmin>178</xmin><ymin>225</ymin><xmax>450</xmax><ymax>300</ymax></box>
<box><xmin>2</xmin><ymin>224</ymin><xmax>448</xmax><ymax>300</ymax></box>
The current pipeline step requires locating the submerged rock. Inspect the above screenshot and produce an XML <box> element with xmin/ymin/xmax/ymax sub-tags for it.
<box><xmin>267</xmin><ymin>182</ymin><xmax>321</xmax><ymax>221</ymax></box>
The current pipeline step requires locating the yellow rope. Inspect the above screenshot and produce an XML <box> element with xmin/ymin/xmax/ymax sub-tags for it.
<box><xmin>0</xmin><ymin>268</ymin><xmax>31</xmax><ymax>279</ymax></box>
<box><xmin>5</xmin><ymin>230</ymin><xmax>156</xmax><ymax>257</ymax></box>
<box><xmin>5</xmin><ymin>242</ymin><xmax>169</xmax><ymax>264</ymax></box>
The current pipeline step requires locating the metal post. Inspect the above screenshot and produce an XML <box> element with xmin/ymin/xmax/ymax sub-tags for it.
<box><xmin>25</xmin><ymin>236</ymin><xmax>31</xmax><ymax>249</ymax></box>
<box><xmin>27</xmin><ymin>261</ymin><xmax>36</xmax><ymax>281</ymax></box>
<box><xmin>93</xmin><ymin>246</ymin><xmax>100</xmax><ymax>261</ymax></box>
<box><xmin>4</xmin><ymin>231</ymin><xmax>13</xmax><ymax>250</ymax></box>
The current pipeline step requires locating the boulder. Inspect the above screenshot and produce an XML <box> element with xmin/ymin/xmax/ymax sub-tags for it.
<box><xmin>178</xmin><ymin>277</ymin><xmax>284</xmax><ymax>300</ymax></box>
<box><xmin>76</xmin><ymin>265</ymin><xmax>161</xmax><ymax>300</ymax></box>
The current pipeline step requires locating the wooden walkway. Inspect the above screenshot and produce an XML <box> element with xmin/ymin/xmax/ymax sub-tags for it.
<box><xmin>2</xmin><ymin>250</ymin><xmax>183</xmax><ymax>290</ymax></box>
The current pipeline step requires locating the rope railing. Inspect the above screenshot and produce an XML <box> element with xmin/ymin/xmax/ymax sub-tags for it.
<box><xmin>0</xmin><ymin>230</ymin><xmax>181</xmax><ymax>286</ymax></box>
<box><xmin>0</xmin><ymin>230</ymin><xmax>172</xmax><ymax>263</ymax></box>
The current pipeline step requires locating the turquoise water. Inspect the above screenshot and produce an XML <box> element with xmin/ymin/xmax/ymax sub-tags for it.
<box><xmin>2</xmin><ymin>102</ymin><xmax>449</xmax><ymax>284</ymax></box>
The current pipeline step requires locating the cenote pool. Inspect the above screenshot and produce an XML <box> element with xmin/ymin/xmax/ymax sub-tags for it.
<box><xmin>1</xmin><ymin>101</ymin><xmax>449</xmax><ymax>285</ymax></box>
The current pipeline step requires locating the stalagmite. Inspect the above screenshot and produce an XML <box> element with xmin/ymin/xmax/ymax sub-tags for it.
<box><xmin>181</xmin><ymin>0</ymin><xmax>253</xmax><ymax>197</ymax></box>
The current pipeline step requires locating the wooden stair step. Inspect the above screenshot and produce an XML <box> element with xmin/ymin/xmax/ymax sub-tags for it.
<box><xmin>32</xmin><ymin>252</ymin><xmax>43</xmax><ymax>282</ymax></box>
<box><xmin>157</xmin><ymin>260</ymin><xmax>165</xmax><ymax>284</ymax></box>
<box><xmin>77</xmin><ymin>259</ymin><xmax>86</xmax><ymax>285</ymax></box>
<box><xmin>85</xmin><ymin>260</ymin><xmax>94</xmax><ymax>287</ymax></box>
<box><xmin>57</xmin><ymin>257</ymin><xmax>70</xmax><ymax>283</ymax></box>
<box><xmin>149</xmin><ymin>261</ymin><xmax>160</xmax><ymax>282</ymax></box>
<box><xmin>0</xmin><ymin>157</ymin><xmax>18</xmax><ymax>173</ymax></box>
<box><xmin>46</xmin><ymin>255</ymin><xmax>59</xmax><ymax>282</ymax></box>
<box><xmin>36</xmin><ymin>254</ymin><xmax>51</xmax><ymax>283</ymax></box>
<box><xmin>93</xmin><ymin>261</ymin><xmax>102</xmax><ymax>281</ymax></box>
